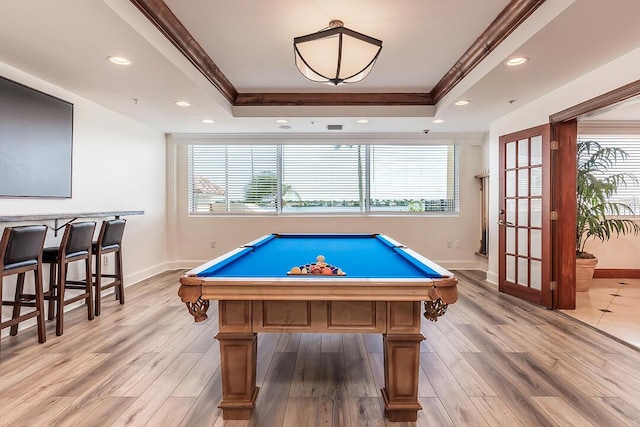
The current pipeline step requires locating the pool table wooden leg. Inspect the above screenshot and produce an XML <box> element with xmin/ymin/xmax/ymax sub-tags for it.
<box><xmin>215</xmin><ymin>332</ymin><xmax>259</xmax><ymax>420</ymax></box>
<box><xmin>381</xmin><ymin>333</ymin><xmax>425</xmax><ymax>422</ymax></box>
<box><xmin>178</xmin><ymin>283</ymin><xmax>209</xmax><ymax>322</ymax></box>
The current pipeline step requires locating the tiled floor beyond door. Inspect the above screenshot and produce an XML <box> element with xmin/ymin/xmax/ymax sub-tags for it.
<box><xmin>560</xmin><ymin>278</ymin><xmax>640</xmax><ymax>349</ymax></box>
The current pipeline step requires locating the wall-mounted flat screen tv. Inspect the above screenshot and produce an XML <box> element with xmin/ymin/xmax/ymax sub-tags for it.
<box><xmin>0</xmin><ymin>76</ymin><xmax>73</xmax><ymax>198</ymax></box>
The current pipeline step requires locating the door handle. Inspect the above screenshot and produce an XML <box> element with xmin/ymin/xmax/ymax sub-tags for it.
<box><xmin>497</xmin><ymin>219</ymin><xmax>515</xmax><ymax>227</ymax></box>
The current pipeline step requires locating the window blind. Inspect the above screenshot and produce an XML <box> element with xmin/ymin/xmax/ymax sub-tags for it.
<box><xmin>189</xmin><ymin>143</ymin><xmax>459</xmax><ymax>215</ymax></box>
<box><xmin>282</xmin><ymin>145</ymin><xmax>364</xmax><ymax>212</ymax></box>
<box><xmin>190</xmin><ymin>145</ymin><xmax>278</xmax><ymax>214</ymax></box>
<box><xmin>370</xmin><ymin>145</ymin><xmax>458</xmax><ymax>212</ymax></box>
<box><xmin>579</xmin><ymin>135</ymin><xmax>640</xmax><ymax>215</ymax></box>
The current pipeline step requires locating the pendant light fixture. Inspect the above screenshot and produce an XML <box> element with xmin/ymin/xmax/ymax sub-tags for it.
<box><xmin>293</xmin><ymin>20</ymin><xmax>382</xmax><ymax>86</ymax></box>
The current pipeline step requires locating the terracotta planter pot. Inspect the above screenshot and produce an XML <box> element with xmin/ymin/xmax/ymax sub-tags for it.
<box><xmin>576</xmin><ymin>257</ymin><xmax>598</xmax><ymax>292</ymax></box>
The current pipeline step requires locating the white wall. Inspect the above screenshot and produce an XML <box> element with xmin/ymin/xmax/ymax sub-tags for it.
<box><xmin>486</xmin><ymin>46</ymin><xmax>640</xmax><ymax>283</ymax></box>
<box><xmin>167</xmin><ymin>138</ymin><xmax>486</xmax><ymax>271</ymax></box>
<box><xmin>0</xmin><ymin>62</ymin><xmax>168</xmax><ymax>335</ymax></box>
<box><xmin>582</xmin><ymin>234</ymin><xmax>640</xmax><ymax>269</ymax></box>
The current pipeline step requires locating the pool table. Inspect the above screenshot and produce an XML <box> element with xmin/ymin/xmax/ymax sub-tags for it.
<box><xmin>178</xmin><ymin>233</ymin><xmax>458</xmax><ymax>422</ymax></box>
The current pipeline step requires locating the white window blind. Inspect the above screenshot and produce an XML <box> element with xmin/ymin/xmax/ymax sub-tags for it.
<box><xmin>578</xmin><ymin>134</ymin><xmax>640</xmax><ymax>215</ymax></box>
<box><xmin>189</xmin><ymin>143</ymin><xmax>459</xmax><ymax>215</ymax></box>
<box><xmin>370</xmin><ymin>145</ymin><xmax>458</xmax><ymax>212</ymax></box>
<box><xmin>282</xmin><ymin>145</ymin><xmax>364</xmax><ymax>213</ymax></box>
<box><xmin>190</xmin><ymin>145</ymin><xmax>278</xmax><ymax>214</ymax></box>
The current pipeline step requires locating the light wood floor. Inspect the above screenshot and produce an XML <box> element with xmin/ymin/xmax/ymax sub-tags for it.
<box><xmin>2</xmin><ymin>270</ymin><xmax>640</xmax><ymax>426</ymax></box>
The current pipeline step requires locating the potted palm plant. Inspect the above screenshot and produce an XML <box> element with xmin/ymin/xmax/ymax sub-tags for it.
<box><xmin>576</xmin><ymin>140</ymin><xmax>640</xmax><ymax>291</ymax></box>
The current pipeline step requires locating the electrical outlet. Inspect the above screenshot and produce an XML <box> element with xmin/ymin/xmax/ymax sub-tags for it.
<box><xmin>454</xmin><ymin>240</ymin><xmax>461</xmax><ymax>248</ymax></box>
<box><xmin>446</xmin><ymin>240</ymin><xmax>452</xmax><ymax>248</ymax></box>
<box><xmin>103</xmin><ymin>256</ymin><xmax>109</xmax><ymax>266</ymax></box>
<box><xmin>210</xmin><ymin>240</ymin><xmax>217</xmax><ymax>248</ymax></box>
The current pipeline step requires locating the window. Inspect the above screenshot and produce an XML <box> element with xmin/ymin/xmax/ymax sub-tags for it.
<box><xmin>281</xmin><ymin>145</ymin><xmax>364</xmax><ymax>213</ymax></box>
<box><xmin>578</xmin><ymin>134</ymin><xmax>640</xmax><ymax>215</ymax></box>
<box><xmin>369</xmin><ymin>145</ymin><xmax>458</xmax><ymax>212</ymax></box>
<box><xmin>189</xmin><ymin>144</ymin><xmax>459</xmax><ymax>215</ymax></box>
<box><xmin>190</xmin><ymin>145</ymin><xmax>278</xmax><ymax>213</ymax></box>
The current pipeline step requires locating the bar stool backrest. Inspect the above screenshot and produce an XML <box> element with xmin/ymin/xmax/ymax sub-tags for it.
<box><xmin>98</xmin><ymin>219</ymin><xmax>126</xmax><ymax>250</ymax></box>
<box><xmin>1</xmin><ymin>225</ymin><xmax>48</xmax><ymax>271</ymax></box>
<box><xmin>62</xmin><ymin>222</ymin><xmax>96</xmax><ymax>259</ymax></box>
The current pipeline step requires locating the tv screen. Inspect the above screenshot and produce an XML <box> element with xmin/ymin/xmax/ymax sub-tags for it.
<box><xmin>0</xmin><ymin>76</ymin><xmax>73</xmax><ymax>198</ymax></box>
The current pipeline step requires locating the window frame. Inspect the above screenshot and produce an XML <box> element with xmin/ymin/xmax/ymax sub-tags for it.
<box><xmin>188</xmin><ymin>142</ymin><xmax>460</xmax><ymax>216</ymax></box>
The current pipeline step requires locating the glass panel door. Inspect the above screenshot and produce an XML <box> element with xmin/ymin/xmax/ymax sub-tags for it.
<box><xmin>498</xmin><ymin>125</ymin><xmax>552</xmax><ymax>307</ymax></box>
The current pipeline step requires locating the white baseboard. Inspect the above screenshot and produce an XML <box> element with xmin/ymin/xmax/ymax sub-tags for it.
<box><xmin>166</xmin><ymin>260</ymin><xmax>206</xmax><ymax>271</ymax></box>
<box><xmin>124</xmin><ymin>261</ymin><xmax>170</xmax><ymax>285</ymax></box>
<box><xmin>485</xmin><ymin>270</ymin><xmax>498</xmax><ymax>286</ymax></box>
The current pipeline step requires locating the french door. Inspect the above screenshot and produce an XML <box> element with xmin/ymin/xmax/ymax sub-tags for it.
<box><xmin>498</xmin><ymin>124</ymin><xmax>552</xmax><ymax>308</ymax></box>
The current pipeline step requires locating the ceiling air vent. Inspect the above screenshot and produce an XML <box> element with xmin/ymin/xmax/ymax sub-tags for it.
<box><xmin>327</xmin><ymin>124</ymin><xmax>343</xmax><ymax>131</ymax></box>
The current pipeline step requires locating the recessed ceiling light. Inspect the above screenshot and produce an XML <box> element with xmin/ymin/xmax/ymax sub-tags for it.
<box><xmin>279</xmin><ymin>125</ymin><xmax>292</xmax><ymax>129</ymax></box>
<box><xmin>454</xmin><ymin>100</ymin><xmax>470</xmax><ymax>106</ymax></box>
<box><xmin>506</xmin><ymin>57</ymin><xmax>528</xmax><ymax>66</ymax></box>
<box><xmin>175</xmin><ymin>101</ymin><xmax>191</xmax><ymax>107</ymax></box>
<box><xmin>107</xmin><ymin>56</ymin><xmax>131</xmax><ymax>65</ymax></box>
<box><xmin>356</xmin><ymin>119</ymin><xmax>369</xmax><ymax>124</ymax></box>
<box><xmin>432</xmin><ymin>119</ymin><xmax>444</xmax><ymax>124</ymax></box>
<box><xmin>202</xmin><ymin>119</ymin><xmax>215</xmax><ymax>124</ymax></box>
<box><xmin>276</xmin><ymin>119</ymin><xmax>289</xmax><ymax>124</ymax></box>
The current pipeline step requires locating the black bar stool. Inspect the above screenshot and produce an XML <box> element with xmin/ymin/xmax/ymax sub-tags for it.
<box><xmin>42</xmin><ymin>221</ymin><xmax>96</xmax><ymax>336</ymax></box>
<box><xmin>93</xmin><ymin>219</ymin><xmax>126</xmax><ymax>316</ymax></box>
<box><xmin>0</xmin><ymin>225</ymin><xmax>48</xmax><ymax>355</ymax></box>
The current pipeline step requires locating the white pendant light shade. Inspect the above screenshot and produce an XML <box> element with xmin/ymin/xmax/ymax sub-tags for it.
<box><xmin>294</xmin><ymin>20</ymin><xmax>382</xmax><ymax>86</ymax></box>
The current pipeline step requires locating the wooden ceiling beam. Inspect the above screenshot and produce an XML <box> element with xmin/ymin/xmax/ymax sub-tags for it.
<box><xmin>431</xmin><ymin>0</ymin><xmax>547</xmax><ymax>103</ymax></box>
<box><xmin>130</xmin><ymin>0</ymin><xmax>546</xmax><ymax>108</ymax></box>
<box><xmin>235</xmin><ymin>92</ymin><xmax>432</xmax><ymax>106</ymax></box>
<box><xmin>129</xmin><ymin>0</ymin><xmax>238</xmax><ymax>104</ymax></box>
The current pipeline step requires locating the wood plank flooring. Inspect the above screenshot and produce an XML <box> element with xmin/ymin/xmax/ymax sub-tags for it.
<box><xmin>2</xmin><ymin>269</ymin><xmax>640</xmax><ymax>426</ymax></box>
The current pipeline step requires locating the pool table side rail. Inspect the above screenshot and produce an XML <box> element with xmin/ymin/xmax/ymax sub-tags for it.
<box><xmin>179</xmin><ymin>276</ymin><xmax>458</xmax><ymax>304</ymax></box>
<box><xmin>242</xmin><ymin>233</ymin><xmax>275</xmax><ymax>248</ymax></box>
<box><xmin>184</xmin><ymin>247</ymin><xmax>249</xmax><ymax>277</ymax></box>
<box><xmin>400</xmin><ymin>247</ymin><xmax>456</xmax><ymax>278</ymax></box>
<box><xmin>376</xmin><ymin>234</ymin><xmax>406</xmax><ymax>248</ymax></box>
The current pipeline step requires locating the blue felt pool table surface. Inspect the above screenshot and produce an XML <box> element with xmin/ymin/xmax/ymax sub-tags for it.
<box><xmin>194</xmin><ymin>233</ymin><xmax>447</xmax><ymax>279</ymax></box>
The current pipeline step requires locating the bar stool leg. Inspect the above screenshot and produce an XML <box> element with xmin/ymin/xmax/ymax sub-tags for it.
<box><xmin>10</xmin><ymin>273</ymin><xmax>26</xmax><ymax>336</ymax></box>
<box><xmin>85</xmin><ymin>257</ymin><xmax>94</xmax><ymax>320</ymax></box>
<box><xmin>94</xmin><ymin>254</ymin><xmax>102</xmax><ymax>316</ymax></box>
<box><xmin>56</xmin><ymin>263</ymin><xmax>65</xmax><ymax>336</ymax></box>
<box><xmin>47</xmin><ymin>262</ymin><xmax>56</xmax><ymax>321</ymax></box>
<box><xmin>116</xmin><ymin>251</ymin><xmax>124</xmax><ymax>305</ymax></box>
<box><xmin>34</xmin><ymin>267</ymin><xmax>46</xmax><ymax>343</ymax></box>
